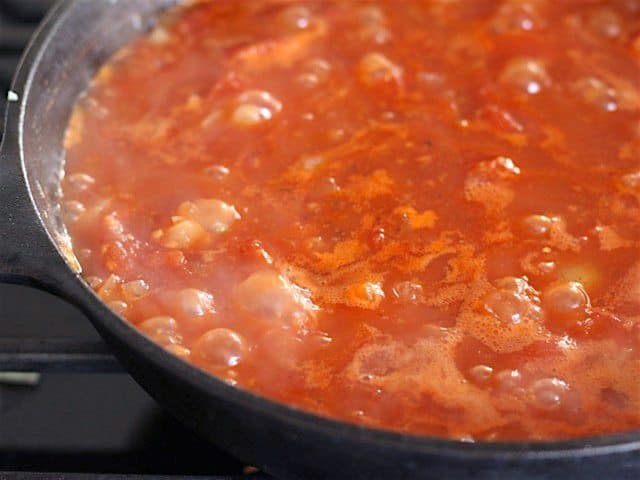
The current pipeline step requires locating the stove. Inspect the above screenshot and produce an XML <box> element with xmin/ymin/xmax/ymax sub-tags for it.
<box><xmin>0</xmin><ymin>2</ymin><xmax>267</xmax><ymax>478</ymax></box>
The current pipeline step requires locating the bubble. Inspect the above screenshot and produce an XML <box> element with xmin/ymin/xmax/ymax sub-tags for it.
<box><xmin>234</xmin><ymin>270</ymin><xmax>318</xmax><ymax>327</ymax></box>
<box><xmin>495</xmin><ymin>369</ymin><xmax>522</xmax><ymax>391</ymax></box>
<box><xmin>483</xmin><ymin>276</ymin><xmax>543</xmax><ymax>329</ymax></box>
<box><xmin>499</xmin><ymin>57</ymin><xmax>550</xmax><ymax>94</ymax></box>
<box><xmin>358</xmin><ymin>52</ymin><xmax>402</xmax><ymax>87</ymax></box>
<box><xmin>469</xmin><ymin>364</ymin><xmax>494</xmax><ymax>383</ymax></box>
<box><xmin>521</xmin><ymin>214</ymin><xmax>553</xmax><ymax>237</ymax></box>
<box><xmin>177</xmin><ymin>198</ymin><xmax>240</xmax><ymax>233</ymax></box>
<box><xmin>537</xmin><ymin>261</ymin><xmax>556</xmax><ymax>274</ymax></box>
<box><xmin>484</xmin><ymin>156</ymin><xmax>521</xmax><ymax>178</ymax></box>
<box><xmin>161</xmin><ymin>219</ymin><xmax>207</xmax><ymax>249</ymax></box>
<box><xmin>192</xmin><ymin>328</ymin><xmax>248</xmax><ymax>368</ymax></box>
<box><xmin>138</xmin><ymin>316</ymin><xmax>181</xmax><ymax>346</ymax></box>
<box><xmin>484</xmin><ymin>290</ymin><xmax>541</xmax><ymax>325</ymax></box>
<box><xmin>542</xmin><ymin>281</ymin><xmax>590</xmax><ymax>328</ymax></box>
<box><xmin>531</xmin><ymin>377</ymin><xmax>570</xmax><ymax>410</ymax></box>
<box><xmin>494</xmin><ymin>276</ymin><xmax>528</xmax><ymax>292</ymax></box>
<box><xmin>203</xmin><ymin>165</ymin><xmax>230</xmax><ymax>181</ymax></box>
<box><xmin>232</xmin><ymin>104</ymin><xmax>272</xmax><ymax>126</ymax></box>
<box><xmin>174</xmin><ymin>288</ymin><xmax>215</xmax><ymax>318</ymax></box>
<box><xmin>231</xmin><ymin>90</ymin><xmax>282</xmax><ymax>127</ymax></box>
<box><xmin>572</xmin><ymin>77</ymin><xmax>618</xmax><ymax>112</ymax></box>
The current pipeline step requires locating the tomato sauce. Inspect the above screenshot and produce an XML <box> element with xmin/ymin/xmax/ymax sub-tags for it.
<box><xmin>61</xmin><ymin>0</ymin><xmax>640</xmax><ymax>440</ymax></box>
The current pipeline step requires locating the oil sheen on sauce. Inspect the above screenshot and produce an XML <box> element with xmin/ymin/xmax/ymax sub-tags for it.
<box><xmin>62</xmin><ymin>0</ymin><xmax>640</xmax><ymax>441</ymax></box>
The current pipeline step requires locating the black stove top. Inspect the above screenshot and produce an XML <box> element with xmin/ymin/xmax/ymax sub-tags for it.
<box><xmin>0</xmin><ymin>2</ymin><xmax>266</xmax><ymax>478</ymax></box>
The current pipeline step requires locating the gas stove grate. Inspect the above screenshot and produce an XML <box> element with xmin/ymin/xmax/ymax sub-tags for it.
<box><xmin>0</xmin><ymin>338</ymin><xmax>121</xmax><ymax>373</ymax></box>
<box><xmin>0</xmin><ymin>1</ymin><xmax>54</xmax><ymax>127</ymax></box>
<box><xmin>0</xmin><ymin>337</ymin><xmax>271</xmax><ymax>480</ymax></box>
<box><xmin>2</xmin><ymin>473</ymin><xmax>256</xmax><ymax>480</ymax></box>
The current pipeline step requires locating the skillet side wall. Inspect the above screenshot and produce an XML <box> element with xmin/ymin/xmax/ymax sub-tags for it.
<box><xmin>4</xmin><ymin>1</ymin><xmax>640</xmax><ymax>478</ymax></box>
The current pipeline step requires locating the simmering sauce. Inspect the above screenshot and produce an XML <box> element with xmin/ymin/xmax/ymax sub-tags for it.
<box><xmin>62</xmin><ymin>0</ymin><xmax>640</xmax><ymax>440</ymax></box>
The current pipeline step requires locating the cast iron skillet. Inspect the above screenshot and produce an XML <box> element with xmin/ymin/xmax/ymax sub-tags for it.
<box><xmin>1</xmin><ymin>1</ymin><xmax>639</xmax><ymax>478</ymax></box>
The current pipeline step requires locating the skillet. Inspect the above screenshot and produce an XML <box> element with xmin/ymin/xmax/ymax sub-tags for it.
<box><xmin>1</xmin><ymin>1</ymin><xmax>639</xmax><ymax>478</ymax></box>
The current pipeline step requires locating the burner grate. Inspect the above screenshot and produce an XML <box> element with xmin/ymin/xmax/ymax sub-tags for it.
<box><xmin>0</xmin><ymin>336</ymin><xmax>272</xmax><ymax>479</ymax></box>
<box><xmin>0</xmin><ymin>338</ymin><xmax>121</xmax><ymax>373</ymax></box>
<box><xmin>0</xmin><ymin>0</ymin><xmax>54</xmax><ymax>132</ymax></box>
<box><xmin>2</xmin><ymin>473</ymin><xmax>257</xmax><ymax>480</ymax></box>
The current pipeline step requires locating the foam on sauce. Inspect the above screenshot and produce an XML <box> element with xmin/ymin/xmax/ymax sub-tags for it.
<box><xmin>62</xmin><ymin>0</ymin><xmax>640</xmax><ymax>441</ymax></box>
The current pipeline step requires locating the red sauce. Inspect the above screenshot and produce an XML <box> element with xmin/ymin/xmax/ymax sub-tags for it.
<box><xmin>62</xmin><ymin>0</ymin><xmax>640</xmax><ymax>441</ymax></box>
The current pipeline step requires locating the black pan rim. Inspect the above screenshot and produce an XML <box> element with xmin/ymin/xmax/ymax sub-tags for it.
<box><xmin>4</xmin><ymin>0</ymin><xmax>640</xmax><ymax>461</ymax></box>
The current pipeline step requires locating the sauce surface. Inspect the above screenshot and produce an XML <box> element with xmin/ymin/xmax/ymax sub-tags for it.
<box><xmin>62</xmin><ymin>0</ymin><xmax>640</xmax><ymax>441</ymax></box>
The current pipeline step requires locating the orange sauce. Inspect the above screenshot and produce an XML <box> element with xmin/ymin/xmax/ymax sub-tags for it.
<box><xmin>62</xmin><ymin>0</ymin><xmax>640</xmax><ymax>440</ymax></box>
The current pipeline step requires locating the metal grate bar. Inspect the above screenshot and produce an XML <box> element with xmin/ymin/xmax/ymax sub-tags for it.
<box><xmin>1</xmin><ymin>1</ymin><xmax>54</xmax><ymax>22</ymax></box>
<box><xmin>1</xmin><ymin>474</ymin><xmax>268</xmax><ymax>480</ymax></box>
<box><xmin>0</xmin><ymin>338</ymin><xmax>123</xmax><ymax>373</ymax></box>
<box><xmin>0</xmin><ymin>0</ymin><xmax>55</xmax><ymax>130</ymax></box>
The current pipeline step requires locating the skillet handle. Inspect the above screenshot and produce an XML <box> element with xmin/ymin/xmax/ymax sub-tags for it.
<box><xmin>0</xmin><ymin>134</ymin><xmax>80</xmax><ymax>296</ymax></box>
